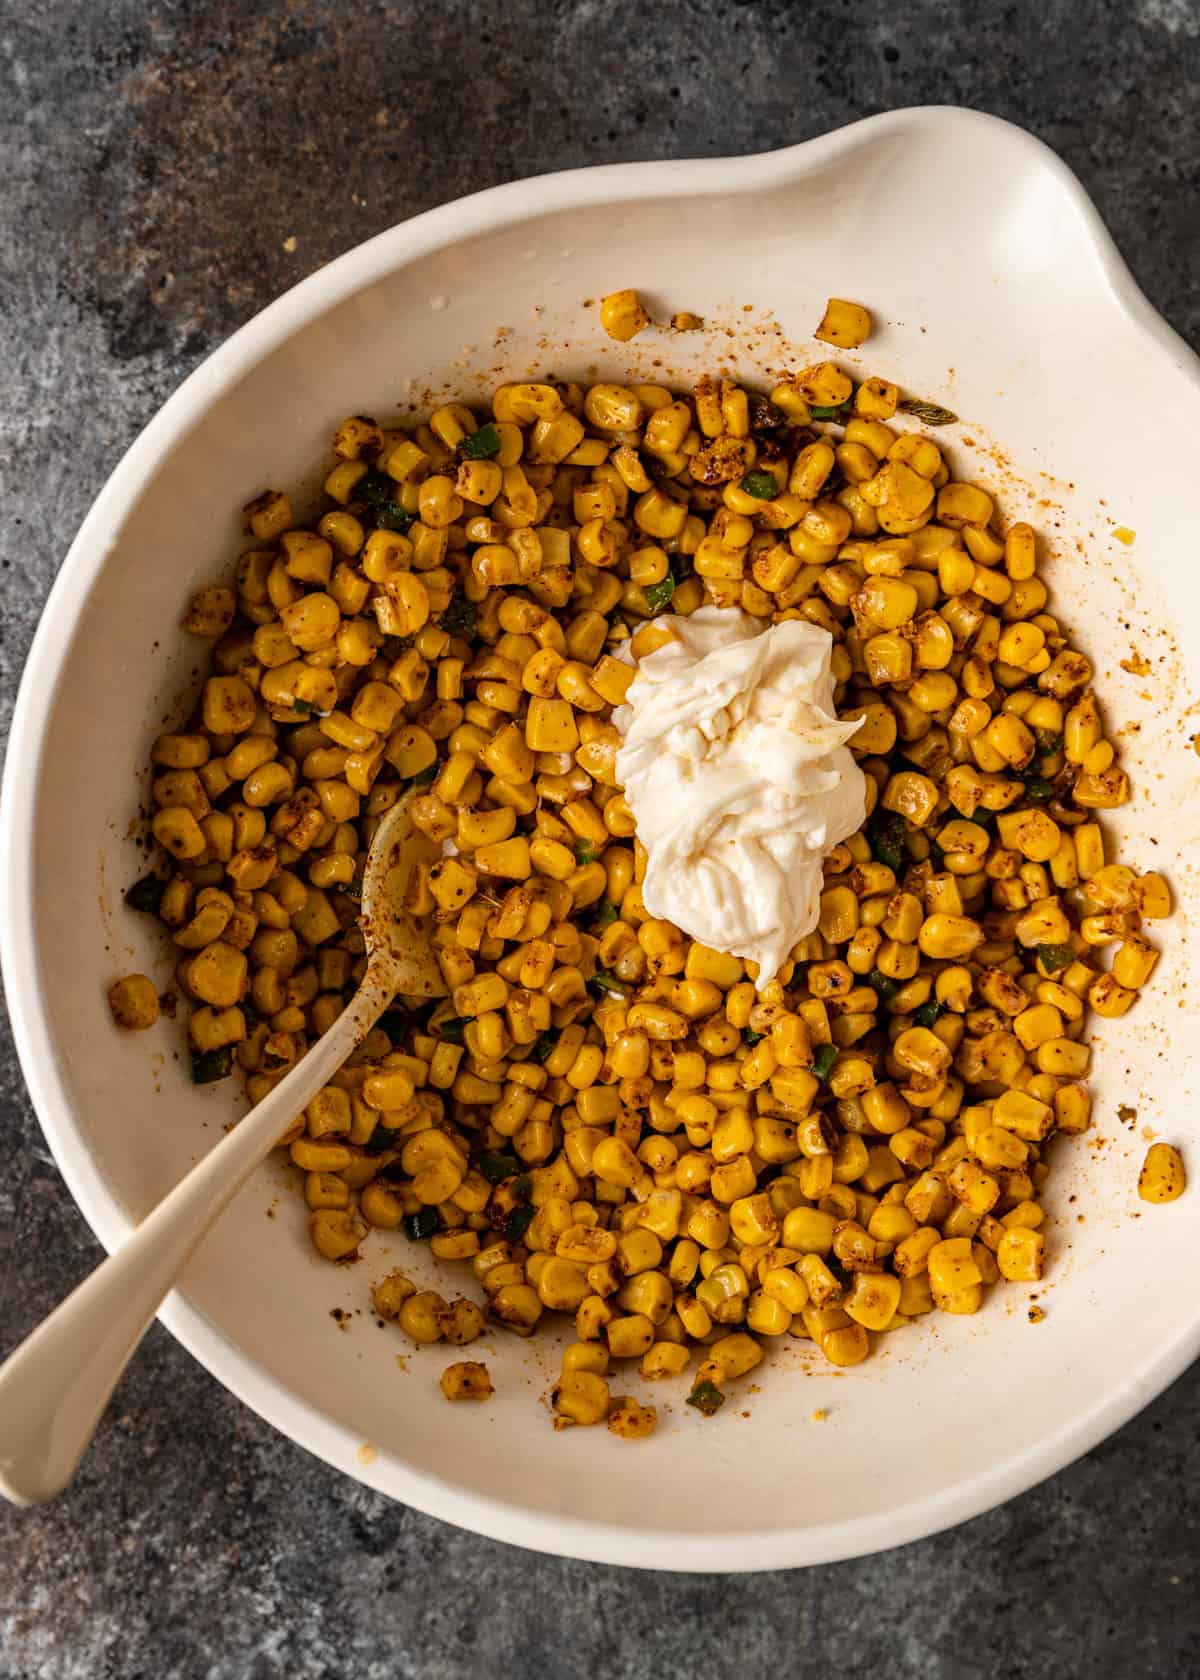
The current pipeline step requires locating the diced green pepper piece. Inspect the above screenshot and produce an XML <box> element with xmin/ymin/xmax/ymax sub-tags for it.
<box><xmin>404</xmin><ymin>1207</ymin><xmax>440</xmax><ymax>1241</ymax></box>
<box><xmin>1036</xmin><ymin>942</ymin><xmax>1075</xmax><ymax>976</ymax></box>
<box><xmin>812</xmin><ymin>1044</ymin><xmax>838</xmax><ymax>1081</ymax></box>
<box><xmin>191</xmin><ymin>1047</ymin><xmax>233</xmax><ymax>1085</ymax></box>
<box><xmin>686</xmin><ymin>1379</ymin><xmax>726</xmax><ymax>1417</ymax></box>
<box><xmin>505</xmin><ymin>1206</ymin><xmax>535</xmax><ymax>1241</ymax></box>
<box><xmin>125</xmin><ymin>874</ymin><xmax>165</xmax><ymax>915</ymax></box>
<box><xmin>739</xmin><ymin>470</ymin><xmax>777</xmax><ymax>500</ymax></box>
<box><xmin>644</xmin><ymin>574</ymin><xmax>675</xmax><ymax>614</ymax></box>
<box><xmin>459</xmin><ymin>422</ymin><xmax>502</xmax><ymax>459</ymax></box>
<box><xmin>441</xmin><ymin>595</ymin><xmax>477</xmax><ymax>638</ymax></box>
<box><xmin>479</xmin><ymin>1152</ymin><xmax>520</xmax><ymax>1184</ymax></box>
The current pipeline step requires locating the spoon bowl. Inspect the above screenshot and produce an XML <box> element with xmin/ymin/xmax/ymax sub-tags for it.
<box><xmin>359</xmin><ymin>795</ymin><xmax>446</xmax><ymax>996</ymax></box>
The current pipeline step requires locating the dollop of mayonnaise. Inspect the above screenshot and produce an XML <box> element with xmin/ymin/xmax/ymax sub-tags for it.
<box><xmin>613</xmin><ymin>608</ymin><xmax>867</xmax><ymax>988</ymax></box>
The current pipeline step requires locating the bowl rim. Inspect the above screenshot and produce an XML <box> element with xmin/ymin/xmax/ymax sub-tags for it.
<box><xmin>4</xmin><ymin>103</ymin><xmax>1199</xmax><ymax>1570</ymax></box>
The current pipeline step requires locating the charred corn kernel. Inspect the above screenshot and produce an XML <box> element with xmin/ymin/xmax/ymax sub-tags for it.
<box><xmin>864</xmin><ymin>1197</ymin><xmax>913</xmax><ymax>1242</ymax></box>
<box><xmin>1089</xmin><ymin>972</ymin><xmax>1136</xmax><ymax>1017</ymax></box>
<box><xmin>554</xmin><ymin>1370</ymin><xmax>610</xmax><ymax>1424</ymax></box>
<box><xmin>554</xmin><ymin>1225</ymin><xmax>616</xmax><ymax>1268</ymax></box>
<box><xmin>243</xmin><ymin>489</ymin><xmax>292</xmax><ymax>539</ymax></box>
<box><xmin>184</xmin><ymin>942</ymin><xmax>247</xmax><ymax>1010</ymax></box>
<box><xmin>357</xmin><ymin>1182</ymin><xmax>404</xmax><ymax>1229</ymax></box>
<box><xmin>152</xmin><ymin>732</ymin><xmax>211</xmax><ymax>770</ymax></box>
<box><xmin>817</xmin><ymin>885</ymin><xmax>858</xmax><ymax>944</ymax></box>
<box><xmin>626</xmin><ymin>1002</ymin><xmax>687</xmax><ymax>1041</ymax></box>
<box><xmin>574</xmin><ymin>1294</ymin><xmax>615</xmax><ymax>1342</ymax></box>
<box><xmin>857</xmin><ymin>575</ymin><xmax>918</xmax><ymax>630</ymax></box>
<box><xmin>815</xmin><ymin>297</ymin><xmax>872</xmax><ymax>348</ymax></box>
<box><xmin>107</xmin><ymin>974</ymin><xmax>160</xmax><ymax>1030</ymax></box>
<box><xmin>985</xmin><ymin>713</ymin><xmax>1035</xmax><ymax>769</ymax></box>
<box><xmin>152</xmin><ymin>806</ymin><xmax>207</xmax><ymax>860</ymax></box>
<box><xmin>743</xmin><ymin>1290</ymin><xmax>789</xmax><ymax>1336</ymax></box>
<box><xmin>693</xmin><ymin>1333</ymin><xmax>759</xmax><ymax>1387</ymax></box>
<box><xmin>638</xmin><ymin>1340</ymin><xmax>690</xmax><ymax>1381</ymax></box>
<box><xmin>1085</xmin><ymin>864</ymin><xmax>1137</xmax><ymax>910</ymax></box>
<box><xmin>362</xmin><ymin>1068</ymin><xmax>415</xmax><ymax>1110</ymax></box>
<box><xmin>880</xmin><ymin>770</ymin><xmax>937</xmax><ymax>828</ymax></box>
<box><xmin>560</xmin><ymin>1343</ymin><xmax>609</xmax><ymax>1378</ymax></box>
<box><xmin>1073</xmin><ymin>765</ymin><xmax>1130</xmax><ymax>808</ymax></box>
<box><xmin>843</xmin><ymin>1272</ymin><xmax>901</xmax><ymax>1331</ymax></box>
<box><xmin>996</xmin><ymin>1227</ymin><xmax>1045</xmax><ymax>1281</ymax></box>
<box><xmin>309</xmin><ymin>1208</ymin><xmax>364</xmax><ymax>1262</ymax></box>
<box><xmin>927</xmin><ymin>1237</ymin><xmax>982</xmax><ymax>1294</ymax></box>
<box><xmin>780</xmin><ymin>1207</ymin><xmax>836</xmax><ymax>1254</ymax></box>
<box><xmin>1034</xmin><ymin>1037</ymin><xmax>1089</xmax><ymax>1077</ymax></box>
<box><xmin>604</xmin><ymin>1398</ymin><xmax>656</xmax><ymax>1440</ymax></box>
<box><xmin>372</xmin><ymin>1272</ymin><xmax>417</xmax><ymax>1319</ymax></box>
<box><xmin>890</xmin><ymin>1274</ymin><xmax>931</xmax><ymax>1318</ymax></box>
<box><xmin>599</xmin><ymin>289</ymin><xmax>650</xmax><ymax>341</ymax></box>
<box><xmin>892</xmin><ymin>1226</ymin><xmax>939</xmax><ymax>1276</ymax></box>
<box><xmin>525</xmin><ymin>696</ymin><xmax>579</xmax><ymax>753</ymax></box>
<box><xmin>535</xmin><ymin>1257</ymin><xmax>592</xmax><ymax>1312</ymax></box>
<box><xmin>898</xmin><ymin>1162</ymin><xmax>946</xmax><ymax>1220</ymax></box>
<box><xmin>937</xmin><ymin>482</ymin><xmax>993</xmax><ymax>527</ymax></box>
<box><xmin>821</xmin><ymin>1324</ymin><xmax>870</xmax><ymax>1366</ymax></box>
<box><xmin>431</xmin><ymin>1231</ymin><xmax>482</xmax><ymax>1264</ymax></box>
<box><xmin>590</xmin><ymin>1136</ymin><xmax>644</xmax><ymax>1190</ymax></box>
<box><xmin>1112</xmin><ymin>936</ymin><xmax>1159</xmax><ymax>989</ymax></box>
<box><xmin>1138</xmin><ymin>1142</ymin><xmax>1186</xmax><ymax>1204</ymax></box>
<box><xmin>617</xmin><ymin>1268</ymin><xmax>674</xmax><ymax>1322</ymax></box>
<box><xmin>992</xmin><ymin>1089</ymin><xmax>1053</xmax><ymax>1141</ymax></box>
<box><xmin>290</xmin><ymin>1132</ymin><xmax>351</xmax><ymax>1173</ymax></box>
<box><xmin>1012</xmin><ymin>1003</ymin><xmax>1063</xmax><ymax>1050</ymax></box>
<box><xmin>728</xmin><ymin>1191</ymin><xmax>780</xmax><ymax>1247</ymax></box>
<box><xmin>932</xmin><ymin>1280</ymin><xmax>982</xmax><ymax>1314</ymax></box>
<box><xmin>848</xmin><ymin>376</ymin><xmax>896</xmax><ymax>419</ymax></box>
<box><xmin>181</xmin><ymin>584</ymin><xmax>238</xmax><ymax>636</ymax></box>
<box><xmin>919</xmin><ymin>915</ymin><xmax>984</xmax><ymax>960</ymax></box>
<box><xmin>331</xmin><ymin>415</ymin><xmax>384</xmax><ymax>461</ymax></box>
<box><xmin>440</xmin><ymin>1361</ymin><xmax>493</xmax><ymax>1402</ymax></box>
<box><xmin>1066</xmin><ymin>821</ymin><xmax>1104</xmax><ymax>879</ymax></box>
<box><xmin>605</xmin><ymin>1313</ymin><xmax>655</xmax><ymax>1358</ymax></box>
<box><xmin>1000</xmin><ymin>522</ymin><xmax>1036</xmax><ymax>579</ymax></box>
<box><xmin>490</xmin><ymin>1282</ymin><xmax>543</xmax><ymax>1336</ymax></box>
<box><xmin>710</xmin><ymin>1155</ymin><xmax>757</xmax><ymax>1203</ymax></box>
<box><xmin>475</xmin><ymin>838</ymin><xmax>532</xmax><ymax>880</ymax></box>
<box><xmin>305</xmin><ymin>1085</ymin><xmax>351</xmax><ymax>1139</ymax></box>
<box><xmin>1132</xmin><ymin>872</ymin><xmax>1171</xmax><ymax>919</ymax></box>
<box><xmin>746</xmin><ymin>1260</ymin><xmax>805</xmax><ymax>1319</ymax></box>
<box><xmin>973</xmin><ymin>1124</ymin><xmax>1029</xmax><ymax>1171</ymax></box>
<box><xmin>686</xmin><ymin>1199</ymin><xmax>731</xmax><ymax>1249</ymax></box>
<box><xmin>790</xmin><ymin>1255</ymin><xmax>836</xmax><ymax>1308</ymax></box>
<box><xmin>948</xmin><ymin>1158</ymin><xmax>1000</xmax><ymax>1215</ymax></box>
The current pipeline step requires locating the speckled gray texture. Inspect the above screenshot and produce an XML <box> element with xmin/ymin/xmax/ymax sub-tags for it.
<box><xmin>2</xmin><ymin>1</ymin><xmax>1199</xmax><ymax>1675</ymax></box>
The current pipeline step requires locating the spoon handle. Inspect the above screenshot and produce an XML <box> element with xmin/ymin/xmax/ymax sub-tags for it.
<box><xmin>0</xmin><ymin>969</ymin><xmax>393</xmax><ymax>1505</ymax></box>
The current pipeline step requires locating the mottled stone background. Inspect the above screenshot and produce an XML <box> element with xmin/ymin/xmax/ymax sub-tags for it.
<box><xmin>2</xmin><ymin>1</ymin><xmax>1199</xmax><ymax>1675</ymax></box>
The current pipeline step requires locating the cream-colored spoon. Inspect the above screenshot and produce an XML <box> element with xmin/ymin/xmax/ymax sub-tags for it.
<box><xmin>0</xmin><ymin>793</ymin><xmax>446</xmax><ymax>1505</ymax></box>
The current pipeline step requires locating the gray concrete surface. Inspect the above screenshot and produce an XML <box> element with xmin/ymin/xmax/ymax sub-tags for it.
<box><xmin>2</xmin><ymin>1</ymin><xmax>1199</xmax><ymax>1675</ymax></box>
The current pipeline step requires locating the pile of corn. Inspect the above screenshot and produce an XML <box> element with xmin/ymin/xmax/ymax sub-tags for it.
<box><xmin>118</xmin><ymin>343</ymin><xmax>1173</xmax><ymax>1430</ymax></box>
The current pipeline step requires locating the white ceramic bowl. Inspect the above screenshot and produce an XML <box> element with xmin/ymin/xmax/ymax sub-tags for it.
<box><xmin>4</xmin><ymin>106</ymin><xmax>1200</xmax><ymax>1570</ymax></box>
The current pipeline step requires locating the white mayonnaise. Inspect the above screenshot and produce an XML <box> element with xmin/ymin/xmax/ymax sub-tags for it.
<box><xmin>613</xmin><ymin>608</ymin><xmax>867</xmax><ymax>988</ymax></box>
